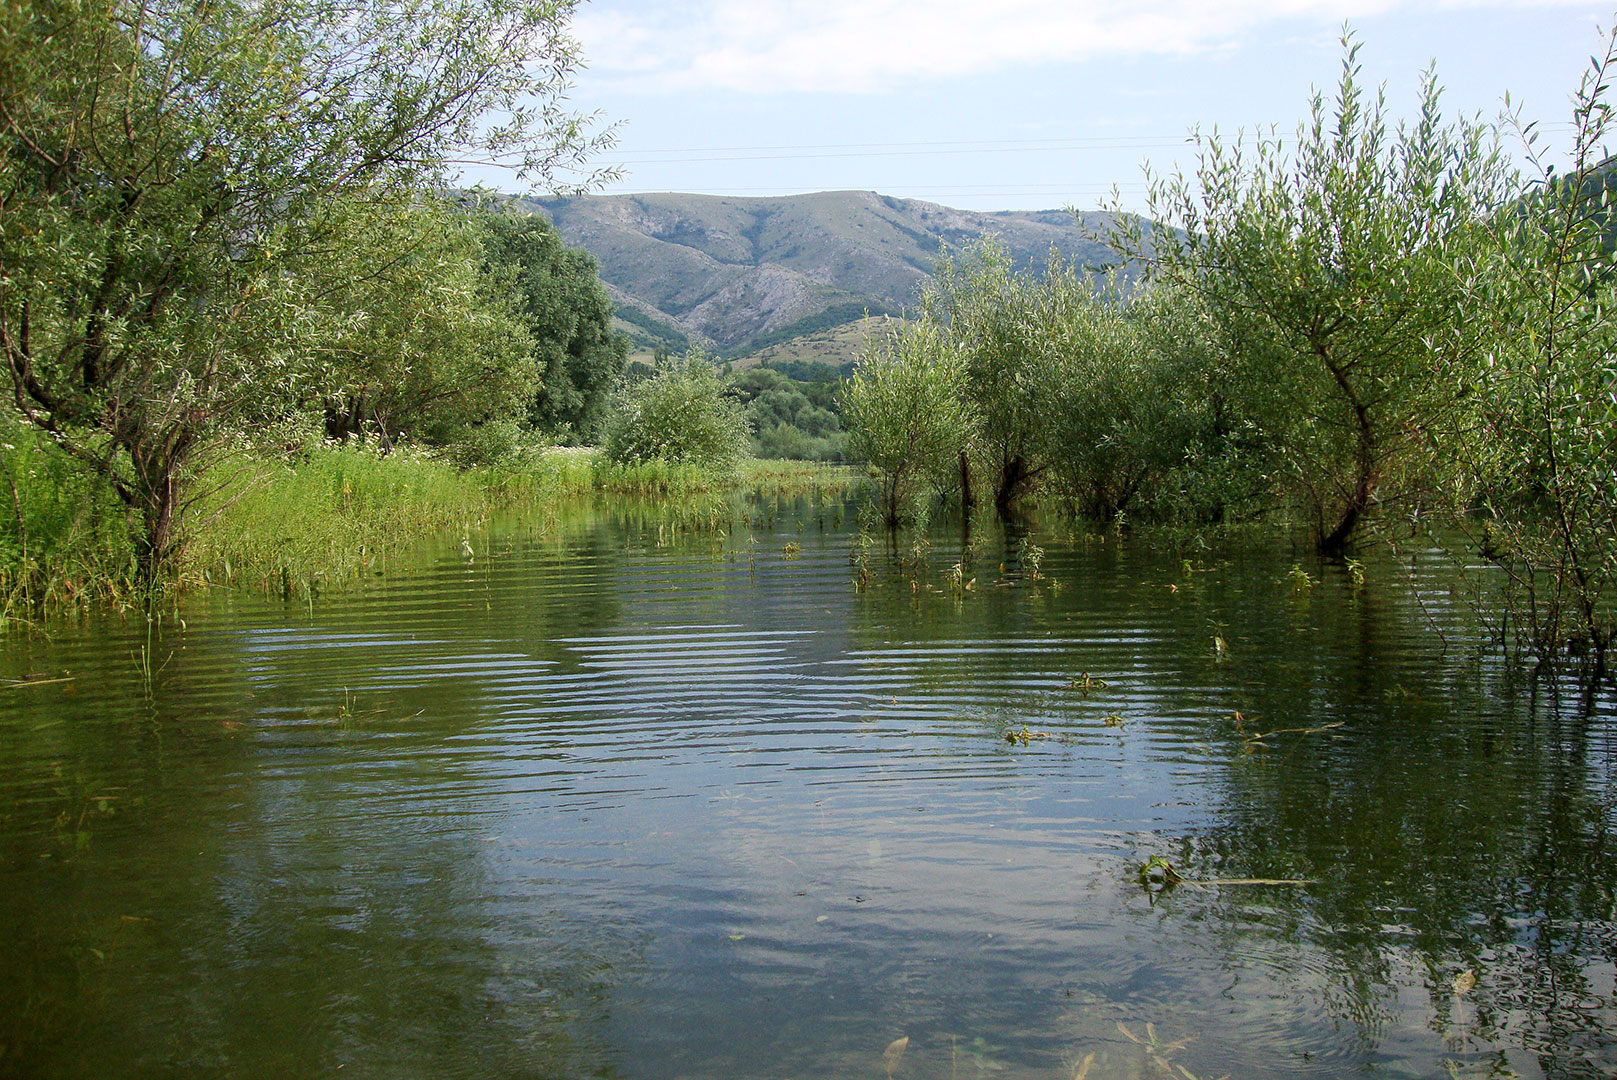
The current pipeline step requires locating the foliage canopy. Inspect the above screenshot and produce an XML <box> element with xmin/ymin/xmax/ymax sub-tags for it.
<box><xmin>0</xmin><ymin>0</ymin><xmax>614</xmax><ymax>573</ymax></box>
<box><xmin>1119</xmin><ymin>34</ymin><xmax>1513</xmax><ymax>551</ymax></box>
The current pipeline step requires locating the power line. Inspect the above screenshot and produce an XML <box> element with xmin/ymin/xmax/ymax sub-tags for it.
<box><xmin>619</xmin><ymin>134</ymin><xmax>1191</xmax><ymax>155</ymax></box>
<box><xmin>611</xmin><ymin>140</ymin><xmax>1193</xmax><ymax>166</ymax></box>
<box><xmin>600</xmin><ymin>183</ymin><xmax>1149</xmax><ymax>194</ymax></box>
<box><xmin>609</xmin><ymin>123</ymin><xmax>1581</xmax><ymax>166</ymax></box>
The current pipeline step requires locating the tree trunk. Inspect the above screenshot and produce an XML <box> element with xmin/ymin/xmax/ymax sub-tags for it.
<box><xmin>1316</xmin><ymin>344</ymin><xmax>1378</xmax><ymax>556</ymax></box>
<box><xmin>126</xmin><ymin>431</ymin><xmax>194</xmax><ymax>581</ymax></box>
<box><xmin>995</xmin><ymin>457</ymin><xmax>1027</xmax><ymax>516</ymax></box>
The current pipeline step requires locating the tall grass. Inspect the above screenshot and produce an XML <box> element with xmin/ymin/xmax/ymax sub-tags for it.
<box><xmin>0</xmin><ymin>424</ymin><xmax>143</xmax><ymax>622</ymax></box>
<box><xmin>0</xmin><ymin>435</ymin><xmax>856</xmax><ymax>619</ymax></box>
<box><xmin>184</xmin><ymin>444</ymin><xmax>559</xmax><ymax>594</ymax></box>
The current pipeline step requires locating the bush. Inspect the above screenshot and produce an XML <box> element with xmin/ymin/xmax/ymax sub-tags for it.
<box><xmin>0</xmin><ymin>425</ymin><xmax>141</xmax><ymax>615</ymax></box>
<box><xmin>755</xmin><ymin>422</ymin><xmax>847</xmax><ymax>463</ymax></box>
<box><xmin>440</xmin><ymin>419</ymin><xmax>534</xmax><ymax>469</ymax></box>
<box><xmin>841</xmin><ymin>319</ymin><xmax>972</xmax><ymax>527</ymax></box>
<box><xmin>602</xmin><ymin>350</ymin><xmax>752</xmax><ymax>471</ymax></box>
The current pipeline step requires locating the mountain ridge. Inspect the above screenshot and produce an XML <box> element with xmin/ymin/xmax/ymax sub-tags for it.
<box><xmin>518</xmin><ymin>190</ymin><xmax>1123</xmax><ymax>356</ymax></box>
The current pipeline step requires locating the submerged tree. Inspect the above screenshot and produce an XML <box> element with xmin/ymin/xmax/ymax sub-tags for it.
<box><xmin>1043</xmin><ymin>273</ymin><xmax>1228</xmax><ymax>523</ymax></box>
<box><xmin>841</xmin><ymin>318</ymin><xmax>972</xmax><ymax>528</ymax></box>
<box><xmin>1447</xmin><ymin>35</ymin><xmax>1617</xmax><ymax>672</ymax></box>
<box><xmin>0</xmin><ymin>0</ymin><xmax>614</xmax><ymax>576</ymax></box>
<box><xmin>926</xmin><ymin>240</ymin><xmax>1060</xmax><ymax>514</ymax></box>
<box><xmin>1120</xmin><ymin>34</ymin><xmax>1513</xmax><ymax>553</ymax></box>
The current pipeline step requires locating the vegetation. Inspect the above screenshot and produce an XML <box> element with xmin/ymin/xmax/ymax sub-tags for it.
<box><xmin>726</xmin><ymin>365</ymin><xmax>848</xmax><ymax>462</ymax></box>
<box><xmin>1128</xmin><ymin>36</ymin><xmax>1511</xmax><ymax>553</ymax></box>
<box><xmin>4</xmin><ymin>1</ymin><xmax>1616</xmax><ymax>683</ymax></box>
<box><xmin>312</xmin><ymin>200</ymin><xmax>539</xmax><ymax>451</ymax></box>
<box><xmin>836</xmin><ymin>31</ymin><xmax>1617</xmax><ymax>678</ymax></box>
<box><xmin>186</xmin><ymin>444</ymin><xmax>555</xmax><ymax>594</ymax></box>
<box><xmin>614</xmin><ymin>306</ymin><xmax>692</xmax><ymax>355</ymax></box>
<box><xmin>478</xmin><ymin>210</ymin><xmax>628</xmax><ymax>442</ymax></box>
<box><xmin>1442</xmin><ymin>38</ymin><xmax>1617</xmax><ymax>669</ymax></box>
<box><xmin>602</xmin><ymin>350</ymin><xmax>752</xmax><ymax>473</ymax></box>
<box><xmin>0</xmin><ymin>422</ymin><xmax>141</xmax><ymax>616</ymax></box>
<box><xmin>927</xmin><ymin>242</ymin><xmax>1060</xmax><ymax>512</ymax></box>
<box><xmin>732</xmin><ymin>301</ymin><xmax>898</xmax><ymax>358</ymax></box>
<box><xmin>1043</xmin><ymin>275</ymin><xmax>1231</xmax><ymax>524</ymax></box>
<box><xmin>0</xmin><ymin>0</ymin><xmax>613</xmax><ymax>578</ymax></box>
<box><xmin>841</xmin><ymin>318</ymin><xmax>972</xmax><ymax>527</ymax></box>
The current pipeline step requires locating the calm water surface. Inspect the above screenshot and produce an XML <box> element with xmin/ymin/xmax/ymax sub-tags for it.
<box><xmin>2</xmin><ymin>497</ymin><xmax>1614</xmax><ymax>1079</ymax></box>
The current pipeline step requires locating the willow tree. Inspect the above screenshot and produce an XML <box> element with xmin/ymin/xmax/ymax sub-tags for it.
<box><xmin>925</xmin><ymin>240</ymin><xmax>1060</xmax><ymax>514</ymax></box>
<box><xmin>0</xmin><ymin>0</ymin><xmax>614</xmax><ymax>576</ymax></box>
<box><xmin>1123</xmin><ymin>35</ymin><xmax>1513</xmax><ymax>553</ymax></box>
<box><xmin>842</xmin><ymin>318</ymin><xmax>972</xmax><ymax>528</ymax></box>
<box><xmin>313</xmin><ymin>200</ymin><xmax>539</xmax><ymax>448</ymax></box>
<box><xmin>1448</xmin><ymin>35</ymin><xmax>1617</xmax><ymax>670</ymax></box>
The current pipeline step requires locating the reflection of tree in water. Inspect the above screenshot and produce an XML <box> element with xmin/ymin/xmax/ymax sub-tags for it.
<box><xmin>1174</xmin><ymin>591</ymin><xmax>1617</xmax><ymax>1078</ymax></box>
<box><xmin>0</xmin><ymin>527</ymin><xmax>644</xmax><ymax>1079</ymax></box>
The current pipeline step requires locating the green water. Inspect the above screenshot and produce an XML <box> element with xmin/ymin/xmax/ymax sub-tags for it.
<box><xmin>1</xmin><ymin>499</ymin><xmax>1613</xmax><ymax>1079</ymax></box>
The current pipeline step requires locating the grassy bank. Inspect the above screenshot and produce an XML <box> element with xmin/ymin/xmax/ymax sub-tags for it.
<box><xmin>189</xmin><ymin>447</ymin><xmax>854</xmax><ymax>595</ymax></box>
<box><xmin>0</xmin><ymin>436</ymin><xmax>855</xmax><ymax>621</ymax></box>
<box><xmin>0</xmin><ymin>427</ymin><xmax>142</xmax><ymax>620</ymax></box>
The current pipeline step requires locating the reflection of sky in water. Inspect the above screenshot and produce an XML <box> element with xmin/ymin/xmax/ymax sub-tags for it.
<box><xmin>1</xmin><ymin>513</ymin><xmax>1613</xmax><ymax>1079</ymax></box>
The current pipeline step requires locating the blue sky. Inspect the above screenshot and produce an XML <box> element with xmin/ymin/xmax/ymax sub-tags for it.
<box><xmin>519</xmin><ymin>1</ymin><xmax>1617</xmax><ymax>212</ymax></box>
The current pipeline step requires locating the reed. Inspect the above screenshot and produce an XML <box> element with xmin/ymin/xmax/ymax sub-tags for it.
<box><xmin>1</xmin><ymin>434</ymin><xmax>858</xmax><ymax>616</ymax></box>
<box><xmin>184</xmin><ymin>444</ymin><xmax>567</xmax><ymax>595</ymax></box>
<box><xmin>0</xmin><ymin>425</ymin><xmax>144</xmax><ymax>624</ymax></box>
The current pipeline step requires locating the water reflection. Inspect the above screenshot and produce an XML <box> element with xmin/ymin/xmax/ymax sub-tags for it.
<box><xmin>1</xmin><ymin>500</ymin><xmax>1613</xmax><ymax>1078</ymax></box>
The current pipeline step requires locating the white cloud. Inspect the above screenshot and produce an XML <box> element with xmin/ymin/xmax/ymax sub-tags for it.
<box><xmin>574</xmin><ymin>0</ymin><xmax>1589</xmax><ymax>94</ymax></box>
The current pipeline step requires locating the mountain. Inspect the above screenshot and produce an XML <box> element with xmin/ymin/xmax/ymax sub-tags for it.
<box><xmin>519</xmin><ymin>190</ymin><xmax>1123</xmax><ymax>358</ymax></box>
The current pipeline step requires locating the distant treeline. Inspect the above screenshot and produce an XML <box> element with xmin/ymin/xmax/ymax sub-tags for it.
<box><xmin>730</xmin><ymin>302</ymin><xmax>900</xmax><ymax>359</ymax></box>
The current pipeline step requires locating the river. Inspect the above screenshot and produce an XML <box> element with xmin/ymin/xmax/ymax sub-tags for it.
<box><xmin>2</xmin><ymin>494</ymin><xmax>1613</xmax><ymax>1079</ymax></box>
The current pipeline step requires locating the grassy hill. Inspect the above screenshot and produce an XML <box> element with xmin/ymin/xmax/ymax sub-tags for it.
<box><xmin>730</xmin><ymin>314</ymin><xmax>898</xmax><ymax>371</ymax></box>
<box><xmin>521</xmin><ymin>190</ymin><xmax>1122</xmax><ymax>356</ymax></box>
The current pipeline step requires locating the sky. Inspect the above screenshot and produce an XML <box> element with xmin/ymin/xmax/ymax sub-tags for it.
<box><xmin>508</xmin><ymin>1</ymin><xmax>1617</xmax><ymax>213</ymax></box>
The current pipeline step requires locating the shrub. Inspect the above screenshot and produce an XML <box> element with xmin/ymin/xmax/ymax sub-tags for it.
<box><xmin>602</xmin><ymin>349</ymin><xmax>752</xmax><ymax>471</ymax></box>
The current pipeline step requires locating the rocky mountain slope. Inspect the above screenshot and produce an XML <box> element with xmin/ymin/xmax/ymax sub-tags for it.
<box><xmin>520</xmin><ymin>190</ymin><xmax>1122</xmax><ymax>356</ymax></box>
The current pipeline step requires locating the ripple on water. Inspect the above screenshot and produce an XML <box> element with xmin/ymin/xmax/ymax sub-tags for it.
<box><xmin>1</xmin><ymin>519</ymin><xmax>1613</xmax><ymax>1079</ymax></box>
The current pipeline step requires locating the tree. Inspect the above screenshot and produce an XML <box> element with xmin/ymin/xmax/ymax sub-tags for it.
<box><xmin>841</xmin><ymin>318</ymin><xmax>972</xmax><ymax>528</ymax></box>
<box><xmin>0</xmin><ymin>0</ymin><xmax>614</xmax><ymax>576</ymax></box>
<box><xmin>1447</xmin><ymin>35</ymin><xmax>1617</xmax><ymax>671</ymax></box>
<box><xmin>1042</xmin><ymin>272</ymin><xmax>1197</xmax><ymax>522</ymax></box>
<box><xmin>315</xmin><ymin>200</ymin><xmax>538</xmax><ymax>448</ymax></box>
<box><xmin>476</xmin><ymin>208</ymin><xmax>627</xmax><ymax>442</ymax></box>
<box><xmin>602</xmin><ymin>349</ymin><xmax>751</xmax><ymax>471</ymax></box>
<box><xmin>1121</xmin><ymin>34</ymin><xmax>1513</xmax><ymax>553</ymax></box>
<box><xmin>926</xmin><ymin>240</ymin><xmax>1060</xmax><ymax>514</ymax></box>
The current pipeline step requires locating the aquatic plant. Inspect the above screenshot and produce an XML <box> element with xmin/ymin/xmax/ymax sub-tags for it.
<box><xmin>882</xmin><ymin>1035</ymin><xmax>909</xmax><ymax>1078</ymax></box>
<box><xmin>1068</xmin><ymin>672</ymin><xmax>1109</xmax><ymax>694</ymax></box>
<box><xmin>849</xmin><ymin>530</ymin><xmax>874</xmax><ymax>591</ymax></box>
<box><xmin>945</xmin><ymin>560</ymin><xmax>975</xmax><ymax>597</ymax></box>
<box><xmin>1017</xmin><ymin>536</ymin><xmax>1045</xmax><ymax>582</ymax></box>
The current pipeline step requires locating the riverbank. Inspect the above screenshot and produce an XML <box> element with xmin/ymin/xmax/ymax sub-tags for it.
<box><xmin>0</xmin><ymin>435</ymin><xmax>855</xmax><ymax>623</ymax></box>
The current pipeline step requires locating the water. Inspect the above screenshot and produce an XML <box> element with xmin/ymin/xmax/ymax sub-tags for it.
<box><xmin>2</xmin><ymin>499</ymin><xmax>1614</xmax><ymax>1079</ymax></box>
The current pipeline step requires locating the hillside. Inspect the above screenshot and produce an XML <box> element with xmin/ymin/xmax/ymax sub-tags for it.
<box><xmin>521</xmin><ymin>191</ymin><xmax>1122</xmax><ymax>356</ymax></box>
<box><xmin>732</xmin><ymin>314</ymin><xmax>898</xmax><ymax>371</ymax></box>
